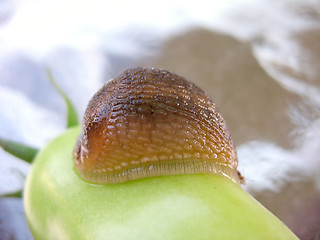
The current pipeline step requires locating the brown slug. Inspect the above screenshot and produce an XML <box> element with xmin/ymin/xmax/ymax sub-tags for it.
<box><xmin>74</xmin><ymin>67</ymin><xmax>243</xmax><ymax>184</ymax></box>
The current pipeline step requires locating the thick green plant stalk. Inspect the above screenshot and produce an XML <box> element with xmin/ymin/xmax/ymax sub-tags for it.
<box><xmin>24</xmin><ymin>127</ymin><xmax>298</xmax><ymax>240</ymax></box>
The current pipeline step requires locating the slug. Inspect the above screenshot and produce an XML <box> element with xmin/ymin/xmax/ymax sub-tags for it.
<box><xmin>74</xmin><ymin>67</ymin><xmax>243</xmax><ymax>184</ymax></box>
<box><xmin>24</xmin><ymin>67</ymin><xmax>298</xmax><ymax>240</ymax></box>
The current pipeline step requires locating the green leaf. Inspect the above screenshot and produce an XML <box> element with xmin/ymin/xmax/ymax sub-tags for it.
<box><xmin>46</xmin><ymin>69</ymin><xmax>79</xmax><ymax>128</ymax></box>
<box><xmin>0</xmin><ymin>138</ymin><xmax>38</xmax><ymax>163</ymax></box>
<box><xmin>0</xmin><ymin>190</ymin><xmax>23</xmax><ymax>198</ymax></box>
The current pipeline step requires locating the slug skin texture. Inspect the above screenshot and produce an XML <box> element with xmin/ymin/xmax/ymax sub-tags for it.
<box><xmin>74</xmin><ymin>68</ymin><xmax>242</xmax><ymax>184</ymax></box>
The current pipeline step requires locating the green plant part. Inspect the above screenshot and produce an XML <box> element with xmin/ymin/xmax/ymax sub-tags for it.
<box><xmin>24</xmin><ymin>68</ymin><xmax>298</xmax><ymax>240</ymax></box>
<box><xmin>47</xmin><ymin>69</ymin><xmax>79</xmax><ymax>128</ymax></box>
<box><xmin>0</xmin><ymin>138</ymin><xmax>38</xmax><ymax>164</ymax></box>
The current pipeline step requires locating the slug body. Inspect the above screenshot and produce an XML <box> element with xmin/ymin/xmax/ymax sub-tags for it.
<box><xmin>74</xmin><ymin>68</ymin><xmax>241</xmax><ymax>184</ymax></box>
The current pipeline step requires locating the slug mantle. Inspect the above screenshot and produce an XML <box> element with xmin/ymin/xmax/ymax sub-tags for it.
<box><xmin>74</xmin><ymin>68</ymin><xmax>243</xmax><ymax>184</ymax></box>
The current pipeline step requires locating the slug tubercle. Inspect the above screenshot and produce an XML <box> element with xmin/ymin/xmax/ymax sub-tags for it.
<box><xmin>74</xmin><ymin>67</ymin><xmax>243</xmax><ymax>184</ymax></box>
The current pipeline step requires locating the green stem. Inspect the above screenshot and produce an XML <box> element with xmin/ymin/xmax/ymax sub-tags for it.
<box><xmin>46</xmin><ymin>69</ymin><xmax>79</xmax><ymax>128</ymax></box>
